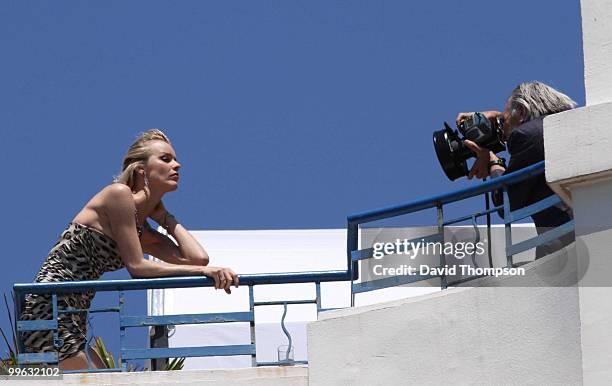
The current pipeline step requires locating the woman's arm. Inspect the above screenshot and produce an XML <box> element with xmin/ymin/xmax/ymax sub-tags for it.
<box><xmin>141</xmin><ymin>226</ymin><xmax>207</xmax><ymax>266</ymax></box>
<box><xmin>104</xmin><ymin>185</ymin><xmax>237</xmax><ymax>292</ymax></box>
<box><xmin>149</xmin><ymin>201</ymin><xmax>209</xmax><ymax>266</ymax></box>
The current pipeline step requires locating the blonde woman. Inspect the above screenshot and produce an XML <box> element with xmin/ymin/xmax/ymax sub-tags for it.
<box><xmin>20</xmin><ymin>129</ymin><xmax>238</xmax><ymax>370</ymax></box>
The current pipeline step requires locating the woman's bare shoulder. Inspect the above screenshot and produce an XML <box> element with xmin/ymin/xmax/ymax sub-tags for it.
<box><xmin>101</xmin><ymin>183</ymin><xmax>132</xmax><ymax>195</ymax></box>
<box><xmin>73</xmin><ymin>183</ymin><xmax>134</xmax><ymax>228</ymax></box>
<box><xmin>96</xmin><ymin>183</ymin><xmax>134</xmax><ymax>207</ymax></box>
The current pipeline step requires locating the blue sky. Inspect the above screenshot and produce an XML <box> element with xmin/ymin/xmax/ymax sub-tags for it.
<box><xmin>1</xmin><ymin>0</ymin><xmax>584</xmax><ymax>365</ymax></box>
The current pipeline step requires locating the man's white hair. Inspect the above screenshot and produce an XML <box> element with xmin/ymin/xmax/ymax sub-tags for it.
<box><xmin>509</xmin><ymin>81</ymin><xmax>577</xmax><ymax>121</ymax></box>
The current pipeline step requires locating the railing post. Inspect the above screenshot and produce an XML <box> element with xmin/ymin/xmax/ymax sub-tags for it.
<box><xmin>51</xmin><ymin>294</ymin><xmax>63</xmax><ymax>360</ymax></box>
<box><xmin>484</xmin><ymin>190</ymin><xmax>494</xmax><ymax>268</ymax></box>
<box><xmin>348</xmin><ymin>221</ymin><xmax>358</xmax><ymax>307</ymax></box>
<box><xmin>13</xmin><ymin>289</ymin><xmax>25</xmax><ymax>356</ymax></box>
<box><xmin>249</xmin><ymin>285</ymin><xmax>256</xmax><ymax>367</ymax></box>
<box><xmin>315</xmin><ymin>282</ymin><xmax>321</xmax><ymax>314</ymax></box>
<box><xmin>437</xmin><ymin>203</ymin><xmax>448</xmax><ymax>289</ymax></box>
<box><xmin>118</xmin><ymin>291</ymin><xmax>127</xmax><ymax>371</ymax></box>
<box><xmin>503</xmin><ymin>186</ymin><xmax>513</xmax><ymax>268</ymax></box>
<box><xmin>149</xmin><ymin>325</ymin><xmax>169</xmax><ymax>371</ymax></box>
<box><xmin>84</xmin><ymin>310</ymin><xmax>93</xmax><ymax>370</ymax></box>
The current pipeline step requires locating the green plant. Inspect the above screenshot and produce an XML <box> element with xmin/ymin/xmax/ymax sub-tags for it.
<box><xmin>93</xmin><ymin>335</ymin><xmax>185</xmax><ymax>371</ymax></box>
<box><xmin>166</xmin><ymin>356</ymin><xmax>186</xmax><ymax>371</ymax></box>
<box><xmin>92</xmin><ymin>336</ymin><xmax>116</xmax><ymax>369</ymax></box>
<box><xmin>0</xmin><ymin>293</ymin><xmax>18</xmax><ymax>374</ymax></box>
<box><xmin>1</xmin><ymin>292</ymin><xmax>185</xmax><ymax>373</ymax></box>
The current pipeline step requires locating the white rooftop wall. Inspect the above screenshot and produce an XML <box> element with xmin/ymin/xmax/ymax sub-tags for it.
<box><xmin>580</xmin><ymin>0</ymin><xmax>612</xmax><ymax>105</ymax></box>
<box><xmin>148</xmin><ymin>229</ymin><xmax>350</xmax><ymax>369</ymax></box>
<box><xmin>147</xmin><ymin>228</ymin><xmax>444</xmax><ymax>370</ymax></box>
<box><xmin>148</xmin><ymin>225</ymin><xmax>537</xmax><ymax>370</ymax></box>
<box><xmin>308</xmin><ymin>246</ymin><xmax>583</xmax><ymax>385</ymax></box>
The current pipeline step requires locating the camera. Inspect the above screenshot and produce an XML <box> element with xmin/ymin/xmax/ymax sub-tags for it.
<box><xmin>433</xmin><ymin>112</ymin><xmax>506</xmax><ymax>180</ymax></box>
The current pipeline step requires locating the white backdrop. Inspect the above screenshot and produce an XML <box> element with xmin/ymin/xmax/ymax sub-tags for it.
<box><xmin>147</xmin><ymin>225</ymin><xmax>535</xmax><ymax>369</ymax></box>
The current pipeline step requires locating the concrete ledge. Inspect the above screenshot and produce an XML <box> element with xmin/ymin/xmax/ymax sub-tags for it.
<box><xmin>309</xmin><ymin>246</ymin><xmax>583</xmax><ymax>385</ymax></box>
<box><xmin>7</xmin><ymin>366</ymin><xmax>308</xmax><ymax>385</ymax></box>
<box><xmin>544</xmin><ymin>102</ymin><xmax>612</xmax><ymax>206</ymax></box>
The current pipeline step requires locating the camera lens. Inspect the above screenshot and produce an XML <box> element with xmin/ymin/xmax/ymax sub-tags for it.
<box><xmin>432</xmin><ymin>114</ymin><xmax>507</xmax><ymax>180</ymax></box>
<box><xmin>433</xmin><ymin>125</ymin><xmax>469</xmax><ymax>181</ymax></box>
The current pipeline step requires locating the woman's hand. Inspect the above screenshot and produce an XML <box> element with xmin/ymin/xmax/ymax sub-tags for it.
<box><xmin>201</xmin><ymin>266</ymin><xmax>240</xmax><ymax>294</ymax></box>
<box><xmin>464</xmin><ymin>140</ymin><xmax>498</xmax><ymax>180</ymax></box>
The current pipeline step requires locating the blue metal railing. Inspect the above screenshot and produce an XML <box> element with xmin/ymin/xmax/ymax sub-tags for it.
<box><xmin>347</xmin><ymin>161</ymin><xmax>575</xmax><ymax>298</ymax></box>
<box><xmin>13</xmin><ymin>271</ymin><xmax>350</xmax><ymax>372</ymax></box>
<box><xmin>13</xmin><ymin>160</ymin><xmax>574</xmax><ymax>372</ymax></box>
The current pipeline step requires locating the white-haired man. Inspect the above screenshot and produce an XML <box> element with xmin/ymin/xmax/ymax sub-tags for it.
<box><xmin>457</xmin><ymin>81</ymin><xmax>576</xmax><ymax>258</ymax></box>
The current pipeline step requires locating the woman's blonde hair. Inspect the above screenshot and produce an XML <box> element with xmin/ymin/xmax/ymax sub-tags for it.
<box><xmin>114</xmin><ymin>129</ymin><xmax>171</xmax><ymax>189</ymax></box>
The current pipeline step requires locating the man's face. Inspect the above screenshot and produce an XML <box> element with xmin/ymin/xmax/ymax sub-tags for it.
<box><xmin>502</xmin><ymin>98</ymin><xmax>522</xmax><ymax>141</ymax></box>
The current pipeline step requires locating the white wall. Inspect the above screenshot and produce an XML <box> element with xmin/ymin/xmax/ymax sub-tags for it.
<box><xmin>544</xmin><ymin>102</ymin><xmax>612</xmax><ymax>205</ymax></box>
<box><xmin>148</xmin><ymin>224</ymin><xmax>538</xmax><ymax>370</ymax></box>
<box><xmin>580</xmin><ymin>0</ymin><xmax>612</xmax><ymax>105</ymax></box>
<box><xmin>308</xmin><ymin>246</ymin><xmax>583</xmax><ymax>385</ymax></box>
<box><xmin>571</xmin><ymin>181</ymin><xmax>612</xmax><ymax>383</ymax></box>
<box><xmin>148</xmin><ymin>229</ymin><xmax>351</xmax><ymax>369</ymax></box>
<box><xmin>544</xmin><ymin>1</ymin><xmax>612</xmax><ymax>383</ymax></box>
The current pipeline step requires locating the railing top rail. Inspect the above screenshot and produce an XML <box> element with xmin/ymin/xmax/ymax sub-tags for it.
<box><xmin>13</xmin><ymin>270</ymin><xmax>349</xmax><ymax>294</ymax></box>
<box><xmin>347</xmin><ymin>161</ymin><xmax>544</xmax><ymax>225</ymax></box>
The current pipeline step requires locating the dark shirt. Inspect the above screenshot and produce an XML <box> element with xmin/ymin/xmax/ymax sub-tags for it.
<box><xmin>494</xmin><ymin>117</ymin><xmax>572</xmax><ymax>229</ymax></box>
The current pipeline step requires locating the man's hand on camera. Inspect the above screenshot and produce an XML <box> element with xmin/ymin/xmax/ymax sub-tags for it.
<box><xmin>455</xmin><ymin>111</ymin><xmax>503</xmax><ymax>127</ymax></box>
<box><xmin>464</xmin><ymin>140</ymin><xmax>500</xmax><ymax>180</ymax></box>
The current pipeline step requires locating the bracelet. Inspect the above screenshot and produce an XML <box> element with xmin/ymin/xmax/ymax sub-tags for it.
<box><xmin>488</xmin><ymin>157</ymin><xmax>506</xmax><ymax>170</ymax></box>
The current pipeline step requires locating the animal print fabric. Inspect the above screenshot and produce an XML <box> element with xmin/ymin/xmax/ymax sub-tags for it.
<box><xmin>20</xmin><ymin>222</ymin><xmax>125</xmax><ymax>361</ymax></box>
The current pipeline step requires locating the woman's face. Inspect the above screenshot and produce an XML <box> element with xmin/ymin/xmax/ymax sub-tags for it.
<box><xmin>144</xmin><ymin>140</ymin><xmax>181</xmax><ymax>192</ymax></box>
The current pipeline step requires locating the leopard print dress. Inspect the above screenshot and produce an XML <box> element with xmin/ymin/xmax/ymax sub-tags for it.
<box><xmin>20</xmin><ymin>222</ymin><xmax>127</xmax><ymax>361</ymax></box>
